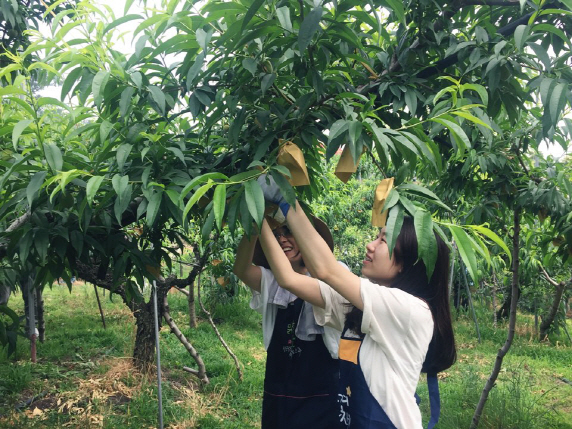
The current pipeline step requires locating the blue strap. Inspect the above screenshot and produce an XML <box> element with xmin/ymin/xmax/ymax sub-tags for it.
<box><xmin>426</xmin><ymin>373</ymin><xmax>440</xmax><ymax>429</ymax></box>
<box><xmin>278</xmin><ymin>201</ymin><xmax>290</xmax><ymax>216</ymax></box>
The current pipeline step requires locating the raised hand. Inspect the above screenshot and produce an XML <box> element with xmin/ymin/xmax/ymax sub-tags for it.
<box><xmin>257</xmin><ymin>173</ymin><xmax>291</xmax><ymax>215</ymax></box>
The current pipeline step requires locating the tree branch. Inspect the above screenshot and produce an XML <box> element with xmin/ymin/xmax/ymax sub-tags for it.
<box><xmin>197</xmin><ymin>270</ymin><xmax>243</xmax><ymax>381</ymax></box>
<box><xmin>163</xmin><ymin>294</ymin><xmax>209</xmax><ymax>384</ymax></box>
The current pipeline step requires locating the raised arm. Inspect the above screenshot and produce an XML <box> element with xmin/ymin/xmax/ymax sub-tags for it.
<box><xmin>258</xmin><ymin>219</ymin><xmax>325</xmax><ymax>308</ymax></box>
<box><xmin>286</xmin><ymin>201</ymin><xmax>364</xmax><ymax>310</ymax></box>
<box><xmin>233</xmin><ymin>233</ymin><xmax>262</xmax><ymax>292</ymax></box>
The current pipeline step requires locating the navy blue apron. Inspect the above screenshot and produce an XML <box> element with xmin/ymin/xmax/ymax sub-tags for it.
<box><xmin>337</xmin><ymin>326</ymin><xmax>441</xmax><ymax>429</ymax></box>
<box><xmin>337</xmin><ymin>326</ymin><xmax>397</xmax><ymax>428</ymax></box>
<box><xmin>261</xmin><ymin>298</ymin><xmax>343</xmax><ymax>429</ymax></box>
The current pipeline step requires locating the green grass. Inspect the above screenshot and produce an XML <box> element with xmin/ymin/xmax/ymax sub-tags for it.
<box><xmin>1</xmin><ymin>284</ymin><xmax>571</xmax><ymax>428</ymax></box>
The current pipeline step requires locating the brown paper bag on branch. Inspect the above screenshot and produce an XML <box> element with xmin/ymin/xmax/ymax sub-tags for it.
<box><xmin>334</xmin><ymin>145</ymin><xmax>362</xmax><ymax>183</ymax></box>
<box><xmin>371</xmin><ymin>177</ymin><xmax>395</xmax><ymax>227</ymax></box>
<box><xmin>277</xmin><ymin>140</ymin><xmax>310</xmax><ymax>186</ymax></box>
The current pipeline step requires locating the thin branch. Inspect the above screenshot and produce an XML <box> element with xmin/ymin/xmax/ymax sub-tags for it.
<box><xmin>163</xmin><ymin>294</ymin><xmax>209</xmax><ymax>384</ymax></box>
<box><xmin>6</xmin><ymin>212</ymin><xmax>31</xmax><ymax>232</ymax></box>
<box><xmin>197</xmin><ymin>271</ymin><xmax>243</xmax><ymax>381</ymax></box>
<box><xmin>540</xmin><ymin>266</ymin><xmax>560</xmax><ymax>287</ymax></box>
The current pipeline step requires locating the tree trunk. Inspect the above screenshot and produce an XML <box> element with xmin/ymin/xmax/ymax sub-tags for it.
<box><xmin>496</xmin><ymin>285</ymin><xmax>520</xmax><ymax>321</ymax></box>
<box><xmin>492</xmin><ymin>272</ymin><xmax>498</xmax><ymax>327</ymax></box>
<box><xmin>131</xmin><ymin>282</ymin><xmax>170</xmax><ymax>372</ymax></box>
<box><xmin>36</xmin><ymin>287</ymin><xmax>45</xmax><ymax>342</ymax></box>
<box><xmin>471</xmin><ymin>208</ymin><xmax>521</xmax><ymax>429</ymax></box>
<box><xmin>132</xmin><ymin>300</ymin><xmax>158</xmax><ymax>372</ymax></box>
<box><xmin>188</xmin><ymin>280</ymin><xmax>197</xmax><ymax>329</ymax></box>
<box><xmin>0</xmin><ymin>283</ymin><xmax>10</xmax><ymax>305</ymax></box>
<box><xmin>538</xmin><ymin>269</ymin><xmax>570</xmax><ymax>341</ymax></box>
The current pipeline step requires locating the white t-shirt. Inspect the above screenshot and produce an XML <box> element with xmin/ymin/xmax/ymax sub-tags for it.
<box><xmin>250</xmin><ymin>267</ymin><xmax>341</xmax><ymax>358</ymax></box>
<box><xmin>313</xmin><ymin>277</ymin><xmax>434</xmax><ymax>429</ymax></box>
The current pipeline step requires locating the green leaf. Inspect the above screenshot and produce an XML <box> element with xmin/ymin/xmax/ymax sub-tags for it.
<box><xmin>167</xmin><ymin>147</ymin><xmax>186</xmax><ymax>165</ymax></box>
<box><xmin>116</xmin><ymin>144</ymin><xmax>132</xmax><ymax>171</ymax></box>
<box><xmin>148</xmin><ymin>85</ymin><xmax>166</xmax><ymax>116</ymax></box>
<box><xmin>103</xmin><ymin>14</ymin><xmax>142</xmax><ymax>35</ymax></box>
<box><xmin>328</xmin><ymin>119</ymin><xmax>348</xmax><ymax>142</ymax></box>
<box><xmin>559</xmin><ymin>0</ymin><xmax>572</xmax><ymax>11</ymax></box>
<box><xmin>431</xmin><ymin>118</ymin><xmax>471</xmax><ymax>153</ymax></box>
<box><xmin>404</xmin><ymin>89</ymin><xmax>417</xmax><ymax>116</ymax></box>
<box><xmin>241</xmin><ymin>0</ymin><xmax>265</xmax><ymax>32</ymax></box>
<box><xmin>183</xmin><ymin>182</ymin><xmax>214</xmax><ymax>221</ymax></box>
<box><xmin>70</xmin><ymin>230</ymin><xmax>84</xmax><ymax>256</ymax></box>
<box><xmin>348</xmin><ymin>121</ymin><xmax>362</xmax><ymax>148</ymax></box>
<box><xmin>180</xmin><ymin>172</ymin><xmax>228</xmax><ymax>202</ymax></box>
<box><xmin>269</xmin><ymin>169</ymin><xmax>296</xmax><ymax>208</ymax></box>
<box><xmin>467</xmin><ymin>224</ymin><xmax>512</xmax><ymax>264</ymax></box>
<box><xmin>196</xmin><ymin>28</ymin><xmax>212</xmax><ymax>51</ymax></box>
<box><xmin>514</xmin><ymin>25</ymin><xmax>530</xmax><ymax>52</ymax></box>
<box><xmin>276</xmin><ymin>6</ymin><xmax>292</xmax><ymax>32</ymax></box>
<box><xmin>112</xmin><ymin>174</ymin><xmax>128</xmax><ymax>197</ymax></box>
<box><xmin>27</xmin><ymin>171</ymin><xmax>47</xmax><ymax>206</ymax></box>
<box><xmin>451</xmin><ymin>111</ymin><xmax>492</xmax><ymax>129</ymax></box>
<box><xmin>242</xmin><ymin>58</ymin><xmax>257</xmax><ymax>76</ymax></box>
<box><xmin>381</xmin><ymin>189</ymin><xmax>400</xmax><ymax>212</ymax></box>
<box><xmin>549</xmin><ymin>82</ymin><xmax>567</xmax><ymax>123</ymax></box>
<box><xmin>414</xmin><ymin>210</ymin><xmax>437</xmax><ymax>279</ymax></box>
<box><xmin>86</xmin><ymin>176</ymin><xmax>104</xmax><ymax>206</ymax></box>
<box><xmin>385</xmin><ymin>205</ymin><xmax>404</xmax><ymax>258</ymax></box>
<box><xmin>398</xmin><ymin>183</ymin><xmax>438</xmax><ymax>201</ymax></box>
<box><xmin>119</xmin><ymin>87</ymin><xmax>135</xmax><ymax>118</ymax></box>
<box><xmin>146</xmin><ymin>190</ymin><xmax>163</xmax><ymax>226</ymax></box>
<box><xmin>244</xmin><ymin>179</ymin><xmax>265</xmax><ymax>228</ymax></box>
<box><xmin>100</xmin><ymin>120</ymin><xmax>113</xmax><ymax>144</ymax></box>
<box><xmin>92</xmin><ymin>70</ymin><xmax>110</xmax><ymax>108</ymax></box>
<box><xmin>229</xmin><ymin>170</ymin><xmax>260</xmax><ymax>182</ymax></box>
<box><xmin>60</xmin><ymin>67</ymin><xmax>82</xmax><ymax>100</ymax></box>
<box><xmin>201</xmin><ymin>209</ymin><xmax>215</xmax><ymax>243</ymax></box>
<box><xmin>34</xmin><ymin>229</ymin><xmax>49</xmax><ymax>264</ymax></box>
<box><xmin>12</xmin><ymin>119</ymin><xmax>33</xmax><ymax>149</ymax></box>
<box><xmin>19</xmin><ymin>230</ymin><xmax>33</xmax><ymax>263</ymax></box>
<box><xmin>532</xmin><ymin>23</ymin><xmax>572</xmax><ymax>49</ymax></box>
<box><xmin>44</xmin><ymin>144</ymin><xmax>63</xmax><ymax>172</ymax></box>
<box><xmin>130</xmin><ymin>71</ymin><xmax>143</xmax><ymax>89</ymax></box>
<box><xmin>459</xmin><ymin>84</ymin><xmax>488</xmax><ymax>106</ymax></box>
<box><xmin>449</xmin><ymin>225</ymin><xmax>479</xmax><ymax>284</ymax></box>
<box><xmin>399</xmin><ymin>195</ymin><xmax>417</xmax><ymax>216</ymax></box>
<box><xmin>213</xmin><ymin>184</ymin><xmax>226</xmax><ymax>230</ymax></box>
<box><xmin>261</xmin><ymin>73</ymin><xmax>276</xmax><ymax>95</ymax></box>
<box><xmin>385</xmin><ymin>0</ymin><xmax>406</xmax><ymax>24</ymax></box>
<box><xmin>528</xmin><ymin>43</ymin><xmax>551</xmax><ymax>70</ymax></box>
<box><xmin>186</xmin><ymin>53</ymin><xmax>205</xmax><ymax>90</ymax></box>
<box><xmin>298</xmin><ymin>7</ymin><xmax>323</xmax><ymax>53</ymax></box>
<box><xmin>37</xmin><ymin>97</ymin><xmax>71</xmax><ymax>112</ymax></box>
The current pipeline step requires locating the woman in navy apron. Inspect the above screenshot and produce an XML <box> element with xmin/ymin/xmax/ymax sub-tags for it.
<box><xmin>234</xmin><ymin>217</ymin><xmax>345</xmax><ymax>429</ymax></box>
<box><xmin>256</xmin><ymin>181</ymin><xmax>456</xmax><ymax>429</ymax></box>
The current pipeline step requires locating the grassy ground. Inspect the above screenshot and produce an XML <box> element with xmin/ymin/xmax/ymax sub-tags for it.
<box><xmin>1</xmin><ymin>283</ymin><xmax>571</xmax><ymax>428</ymax></box>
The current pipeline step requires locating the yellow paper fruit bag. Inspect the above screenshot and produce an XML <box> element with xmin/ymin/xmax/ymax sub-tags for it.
<box><xmin>371</xmin><ymin>178</ymin><xmax>395</xmax><ymax>227</ymax></box>
<box><xmin>277</xmin><ymin>140</ymin><xmax>310</xmax><ymax>186</ymax></box>
<box><xmin>334</xmin><ymin>145</ymin><xmax>362</xmax><ymax>183</ymax></box>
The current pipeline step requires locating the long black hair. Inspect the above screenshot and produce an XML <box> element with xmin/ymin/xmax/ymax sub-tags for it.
<box><xmin>345</xmin><ymin>216</ymin><xmax>456</xmax><ymax>374</ymax></box>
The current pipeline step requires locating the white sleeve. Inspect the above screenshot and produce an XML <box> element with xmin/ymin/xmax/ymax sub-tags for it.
<box><xmin>360</xmin><ymin>278</ymin><xmax>433</xmax><ymax>363</ymax></box>
<box><xmin>312</xmin><ymin>280</ymin><xmax>350</xmax><ymax>332</ymax></box>
<box><xmin>249</xmin><ymin>267</ymin><xmax>279</xmax><ymax>350</ymax></box>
